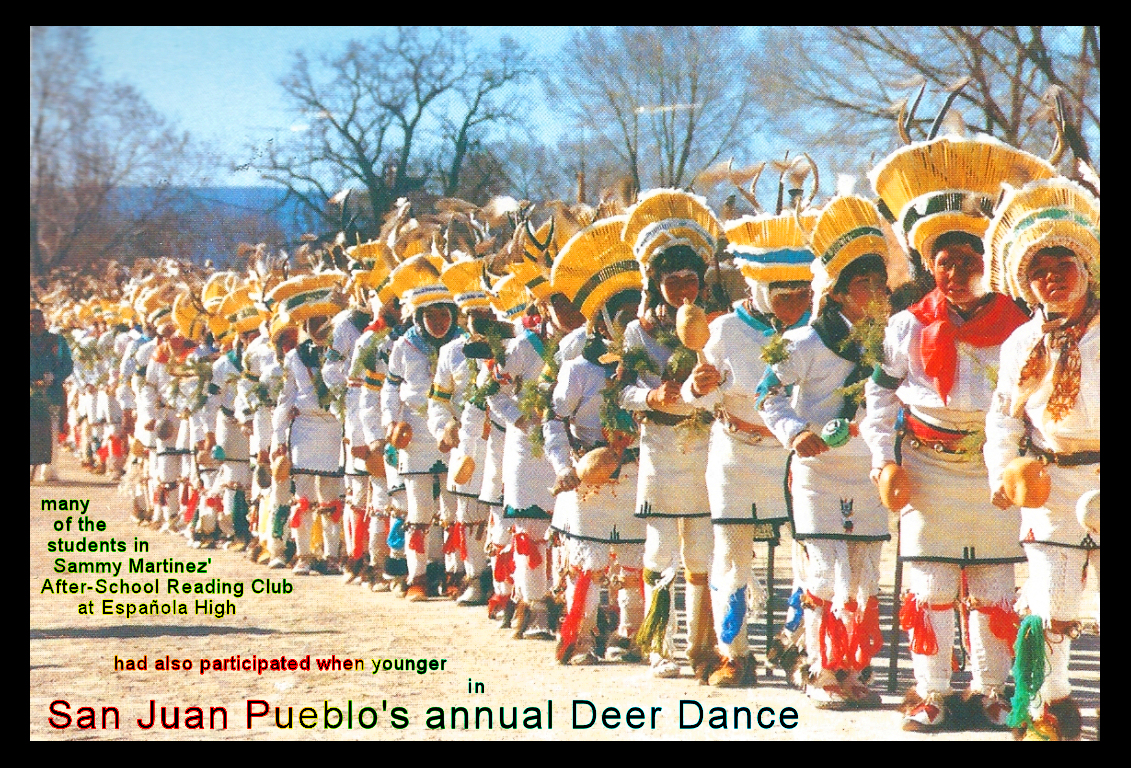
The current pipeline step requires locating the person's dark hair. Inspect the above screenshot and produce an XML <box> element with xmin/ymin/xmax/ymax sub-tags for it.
<box><xmin>889</xmin><ymin>276</ymin><xmax>934</xmax><ymax>313</ymax></box>
<box><xmin>931</xmin><ymin>231</ymin><xmax>984</xmax><ymax>257</ymax></box>
<box><xmin>649</xmin><ymin>245</ymin><xmax>707</xmax><ymax>280</ymax></box>
<box><xmin>832</xmin><ymin>254</ymin><xmax>887</xmax><ymax>295</ymax></box>
<box><xmin>604</xmin><ymin>289</ymin><xmax>642</xmax><ymax>329</ymax></box>
<box><xmin>767</xmin><ymin>280</ymin><xmax>811</xmax><ymax>294</ymax></box>
<box><xmin>645</xmin><ymin>245</ymin><xmax>706</xmax><ymax>311</ymax></box>
<box><xmin>1030</xmin><ymin>245</ymin><xmax>1079</xmax><ymax>262</ymax></box>
<box><xmin>413</xmin><ymin>303</ymin><xmax>459</xmax><ymax>344</ymax></box>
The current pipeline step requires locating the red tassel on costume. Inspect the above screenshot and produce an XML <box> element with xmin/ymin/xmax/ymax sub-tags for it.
<box><xmin>347</xmin><ymin>507</ymin><xmax>366</xmax><ymax>559</ymax></box>
<box><xmin>408</xmin><ymin>526</ymin><xmax>426</xmax><ymax>553</ymax></box>
<box><xmin>973</xmin><ymin>602</ymin><xmax>1021</xmax><ymax>649</ymax></box>
<box><xmin>443</xmin><ymin>523</ymin><xmax>468</xmax><ymax>561</ymax></box>
<box><xmin>205</xmin><ymin>495</ymin><xmax>223</xmax><ymax>513</ymax></box>
<box><xmin>899</xmin><ymin>595</ymin><xmax>955</xmax><ymax>656</ymax></box>
<box><xmin>487</xmin><ymin>593</ymin><xmax>509</xmax><ymax>617</ymax></box>
<box><xmin>493</xmin><ymin>547</ymin><xmax>515</xmax><ymax>582</ymax></box>
<box><xmin>848</xmin><ymin>596</ymin><xmax>884</xmax><ymax>670</ymax></box>
<box><xmin>809</xmin><ymin>593</ymin><xmax>850</xmax><ymax>670</ymax></box>
<box><xmin>556</xmin><ymin>570</ymin><xmax>593</xmax><ymax>662</ymax></box>
<box><xmin>513</xmin><ymin>532</ymin><xmax>542</xmax><ymax>568</ymax></box>
<box><xmin>182</xmin><ymin>487</ymin><xmax>200</xmax><ymax>523</ymax></box>
<box><xmin>96</xmin><ymin>444</ymin><xmax>109</xmax><ymax>462</ymax></box>
<box><xmin>109</xmin><ymin>435</ymin><xmax>126</xmax><ymax>458</ymax></box>
<box><xmin>323</xmin><ymin>498</ymin><xmax>344</xmax><ymax>523</ymax></box>
<box><xmin>290</xmin><ymin>497</ymin><xmax>311</xmax><ymax>529</ymax></box>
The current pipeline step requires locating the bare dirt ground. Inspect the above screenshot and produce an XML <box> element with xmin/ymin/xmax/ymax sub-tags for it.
<box><xmin>31</xmin><ymin>451</ymin><xmax>1099</xmax><ymax>741</ymax></box>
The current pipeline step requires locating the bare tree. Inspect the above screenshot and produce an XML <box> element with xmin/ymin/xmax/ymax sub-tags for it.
<box><xmin>752</xmin><ymin>26</ymin><xmax>1099</xmax><ymax>180</ymax></box>
<box><xmin>252</xmin><ymin>27</ymin><xmax>535</xmax><ymax>239</ymax></box>
<box><xmin>30</xmin><ymin>26</ymin><xmax>202</xmax><ymax>276</ymax></box>
<box><xmin>549</xmin><ymin>27</ymin><xmax>763</xmax><ymax>192</ymax></box>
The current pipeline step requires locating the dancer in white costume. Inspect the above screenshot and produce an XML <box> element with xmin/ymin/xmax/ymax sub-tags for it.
<box><xmin>469</xmin><ymin>274</ymin><xmax>528</xmax><ymax>625</ymax></box>
<box><xmin>485</xmin><ymin>262</ymin><xmax>582</xmax><ymax>640</ymax></box>
<box><xmin>759</xmin><ymin>195</ymin><xmax>893</xmax><ymax>710</ymax></box>
<box><xmin>685</xmin><ymin>209</ymin><xmax>815</xmax><ymax>687</ymax></box>
<box><xmin>322</xmin><ymin>301</ymin><xmax>371</xmax><ymax>576</ymax></box>
<box><xmin>429</xmin><ymin>259</ymin><xmax>498</xmax><ymax>606</ymax></box>
<box><xmin>983</xmin><ymin>177</ymin><xmax>1100</xmax><ymax>741</ymax></box>
<box><xmin>261</xmin><ymin>317</ymin><xmax>296</xmax><ymax>569</ymax></box>
<box><xmin>356</xmin><ymin>296</ymin><xmax>404</xmax><ymax>590</ymax></box>
<box><xmin>269</xmin><ymin>273</ymin><xmax>348</xmax><ymax>576</ymax></box>
<box><xmin>611</xmin><ymin>191</ymin><xmax>721</xmax><ymax>680</ymax></box>
<box><xmin>381</xmin><ymin>257</ymin><xmax>461</xmax><ymax>601</ymax></box>
<box><xmin>866</xmin><ymin>135</ymin><xmax>1057</xmax><ymax>731</ymax></box>
<box><xmin>542</xmin><ymin>217</ymin><xmax>647</xmax><ymax>665</ymax></box>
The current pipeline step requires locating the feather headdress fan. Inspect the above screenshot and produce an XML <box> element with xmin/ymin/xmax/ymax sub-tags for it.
<box><xmin>870</xmin><ymin>135</ymin><xmax>1056</xmax><ymax>264</ymax></box>
<box><xmin>551</xmin><ymin>215</ymin><xmax>641</xmax><ymax>322</ymax></box>
<box><xmin>621</xmin><ymin>189</ymin><xmax>723</xmax><ymax>268</ymax></box>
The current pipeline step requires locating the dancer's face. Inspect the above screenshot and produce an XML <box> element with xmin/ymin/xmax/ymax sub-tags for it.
<box><xmin>422</xmin><ymin>305</ymin><xmax>452</xmax><ymax>339</ymax></box>
<box><xmin>1028</xmin><ymin>249</ymin><xmax>1089</xmax><ymax>314</ymax></box>
<box><xmin>932</xmin><ymin>243</ymin><xmax>985</xmax><ymax>311</ymax></box>
<box><xmin>659</xmin><ymin>269</ymin><xmax>700</xmax><ymax>308</ymax></box>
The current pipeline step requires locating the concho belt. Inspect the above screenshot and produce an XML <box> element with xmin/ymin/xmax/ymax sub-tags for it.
<box><xmin>717</xmin><ymin>409</ymin><xmax>774</xmax><ymax>446</ymax></box>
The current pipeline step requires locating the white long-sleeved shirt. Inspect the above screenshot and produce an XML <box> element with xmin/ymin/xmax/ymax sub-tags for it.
<box><xmin>861</xmin><ymin>306</ymin><xmax>1005</xmax><ymax>469</ymax></box>
<box><xmin>619</xmin><ymin>320</ymin><xmax>695</xmax><ymax>416</ymax></box>
<box><xmin>759</xmin><ymin>315</ymin><xmax>863</xmax><ymax>448</ymax></box>
<box><xmin>427</xmin><ymin>335</ymin><xmax>472</xmax><ymax>443</ymax></box>
<box><xmin>543</xmin><ymin>355</ymin><xmax>615</xmax><ymax>476</ymax></box>
<box><xmin>681</xmin><ymin>305</ymin><xmax>808</xmax><ymax>424</ymax></box>
<box><xmin>271</xmin><ymin>343</ymin><xmax>332</xmax><ymax>451</ymax></box>
<box><xmin>355</xmin><ymin>330</ymin><xmax>391</xmax><ymax>447</ymax></box>
<box><xmin>381</xmin><ymin>329</ymin><xmax>439</xmax><ymax>428</ymax></box>
<box><xmin>984</xmin><ymin>312</ymin><xmax>1100</xmax><ymax>490</ymax></box>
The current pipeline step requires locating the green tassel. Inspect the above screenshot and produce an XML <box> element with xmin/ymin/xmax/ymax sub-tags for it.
<box><xmin>272</xmin><ymin>504</ymin><xmax>289</xmax><ymax>540</ymax></box>
<box><xmin>232</xmin><ymin>489</ymin><xmax>250</xmax><ymax>539</ymax></box>
<box><xmin>635</xmin><ymin>570</ymin><xmax>671</xmax><ymax>655</ymax></box>
<box><xmin>1008</xmin><ymin>615</ymin><xmax>1047</xmax><ymax>729</ymax></box>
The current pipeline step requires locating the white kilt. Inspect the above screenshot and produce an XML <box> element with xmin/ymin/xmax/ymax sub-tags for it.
<box><xmin>898</xmin><ymin>445</ymin><xmax>1023</xmax><ymax>563</ymax></box>
<box><xmin>634</xmin><ymin>422</ymin><xmax>710</xmax><ymax>518</ymax></box>
<box><xmin>552</xmin><ymin>460</ymin><xmax>645</xmax><ymax>544</ymax></box>
<box><xmin>396</xmin><ymin>410</ymin><xmax>446</xmax><ymax>476</ymax></box>
<box><xmin>477</xmin><ymin>419</ymin><xmax>505</xmax><ymax>507</ymax></box>
<box><xmin>153</xmin><ymin>410</ymin><xmax>183</xmax><ymax>483</ymax></box>
<box><xmin>447</xmin><ymin>413</ymin><xmax>488</xmax><ymax>498</ymax></box>
<box><xmin>705</xmin><ymin>421</ymin><xmax>790</xmax><ymax>524</ymax></box>
<box><xmin>789</xmin><ymin>438</ymin><xmax>888</xmax><ymax>540</ymax></box>
<box><xmin>502</xmin><ymin>426</ymin><xmax>555</xmax><ymax>518</ymax></box>
<box><xmin>288</xmin><ymin>408</ymin><xmax>343</xmax><ymax>475</ymax></box>
<box><xmin>1019</xmin><ymin>461</ymin><xmax>1100</xmax><ymax>549</ymax></box>
<box><xmin>216</xmin><ymin>414</ymin><xmax>249</xmax><ymax>462</ymax></box>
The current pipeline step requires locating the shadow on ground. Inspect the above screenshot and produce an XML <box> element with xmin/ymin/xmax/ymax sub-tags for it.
<box><xmin>30</xmin><ymin>625</ymin><xmax>337</xmax><ymax>640</ymax></box>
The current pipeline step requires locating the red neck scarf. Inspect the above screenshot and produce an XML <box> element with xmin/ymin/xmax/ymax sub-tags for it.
<box><xmin>908</xmin><ymin>289</ymin><xmax>1028</xmax><ymax>404</ymax></box>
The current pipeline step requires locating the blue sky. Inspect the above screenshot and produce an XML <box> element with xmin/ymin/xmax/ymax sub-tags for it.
<box><xmin>89</xmin><ymin>27</ymin><xmax>581</xmax><ymax>186</ymax></box>
<box><xmin>85</xmin><ymin>27</ymin><xmax>1095</xmax><ymax>191</ymax></box>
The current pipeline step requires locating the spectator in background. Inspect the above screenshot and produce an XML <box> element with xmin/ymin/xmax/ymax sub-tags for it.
<box><xmin>31</xmin><ymin>308</ymin><xmax>74</xmax><ymax>482</ymax></box>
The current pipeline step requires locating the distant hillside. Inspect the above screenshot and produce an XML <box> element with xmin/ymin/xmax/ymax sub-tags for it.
<box><xmin>111</xmin><ymin>186</ymin><xmax>316</xmax><ymax>260</ymax></box>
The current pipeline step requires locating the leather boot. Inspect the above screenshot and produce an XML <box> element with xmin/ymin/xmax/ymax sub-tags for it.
<box><xmin>510</xmin><ymin>601</ymin><xmax>529</xmax><ymax>639</ymax></box>
<box><xmin>686</xmin><ymin>573</ymin><xmax>722</xmax><ymax>682</ymax></box>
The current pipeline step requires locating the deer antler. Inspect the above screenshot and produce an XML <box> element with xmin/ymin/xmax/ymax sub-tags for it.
<box><xmin>927</xmin><ymin>76</ymin><xmax>972</xmax><ymax>141</ymax></box>
<box><xmin>773</xmin><ymin>150</ymin><xmax>791</xmax><ymax>215</ymax></box>
<box><xmin>895</xmin><ymin>77</ymin><xmax>927</xmax><ymax>145</ymax></box>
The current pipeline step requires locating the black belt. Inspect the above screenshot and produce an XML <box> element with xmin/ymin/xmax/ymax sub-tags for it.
<box><xmin>1025</xmin><ymin>438</ymin><xmax>1100</xmax><ymax>468</ymax></box>
<box><xmin>574</xmin><ymin>444</ymin><xmax>639</xmax><ymax>463</ymax></box>
<box><xmin>640</xmin><ymin>410</ymin><xmax>693</xmax><ymax>427</ymax></box>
